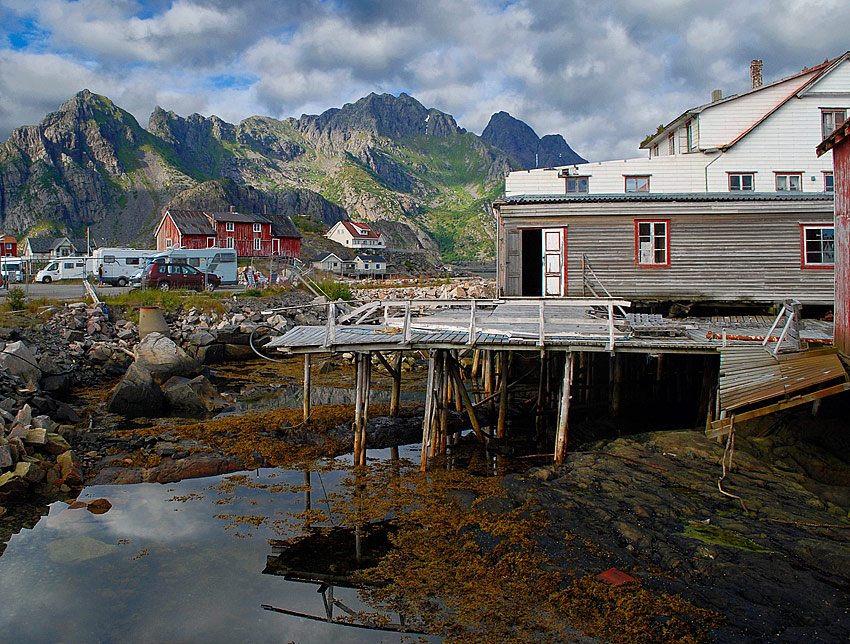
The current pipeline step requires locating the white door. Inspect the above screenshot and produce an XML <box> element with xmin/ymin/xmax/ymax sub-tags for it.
<box><xmin>542</xmin><ymin>228</ymin><xmax>565</xmax><ymax>296</ymax></box>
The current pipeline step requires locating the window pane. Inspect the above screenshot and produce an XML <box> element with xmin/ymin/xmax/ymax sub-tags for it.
<box><xmin>789</xmin><ymin>175</ymin><xmax>800</xmax><ymax>191</ymax></box>
<box><xmin>730</xmin><ymin>175</ymin><xmax>740</xmax><ymax>190</ymax></box>
<box><xmin>742</xmin><ymin>175</ymin><xmax>753</xmax><ymax>190</ymax></box>
<box><xmin>638</xmin><ymin>223</ymin><xmax>651</xmax><ymax>237</ymax></box>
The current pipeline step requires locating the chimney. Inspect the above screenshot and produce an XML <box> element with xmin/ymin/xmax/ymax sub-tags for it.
<box><xmin>711</xmin><ymin>89</ymin><xmax>723</xmax><ymax>102</ymax></box>
<box><xmin>230</xmin><ymin>205</ymin><xmax>236</xmax><ymax>213</ymax></box>
<box><xmin>751</xmin><ymin>59</ymin><xmax>763</xmax><ymax>89</ymax></box>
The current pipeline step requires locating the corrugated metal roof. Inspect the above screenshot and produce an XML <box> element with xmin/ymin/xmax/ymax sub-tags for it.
<box><xmin>496</xmin><ymin>192</ymin><xmax>835</xmax><ymax>206</ymax></box>
<box><xmin>166</xmin><ymin>210</ymin><xmax>217</xmax><ymax>236</ymax></box>
<box><xmin>209</xmin><ymin>211</ymin><xmax>271</xmax><ymax>224</ymax></box>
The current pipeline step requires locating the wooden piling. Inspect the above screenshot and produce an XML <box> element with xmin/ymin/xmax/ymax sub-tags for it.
<box><xmin>440</xmin><ymin>351</ymin><xmax>450</xmax><ymax>454</ymax></box>
<box><xmin>497</xmin><ymin>352</ymin><xmax>509</xmax><ymax>439</ymax></box>
<box><xmin>360</xmin><ymin>353</ymin><xmax>372</xmax><ymax>467</ymax></box>
<box><xmin>555</xmin><ymin>352</ymin><xmax>574</xmax><ymax>464</ymax></box>
<box><xmin>391</xmin><ymin>352</ymin><xmax>402</xmax><ymax>417</ymax></box>
<box><xmin>353</xmin><ymin>353</ymin><xmax>364</xmax><ymax>467</ymax></box>
<box><xmin>420</xmin><ymin>349</ymin><xmax>437</xmax><ymax>471</ymax></box>
<box><xmin>303</xmin><ymin>354</ymin><xmax>311</xmax><ymax>422</ymax></box>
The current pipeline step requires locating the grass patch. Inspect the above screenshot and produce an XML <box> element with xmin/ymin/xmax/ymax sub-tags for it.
<box><xmin>101</xmin><ymin>289</ymin><xmax>227</xmax><ymax>315</ymax></box>
<box><xmin>314</xmin><ymin>280</ymin><xmax>352</xmax><ymax>301</ymax></box>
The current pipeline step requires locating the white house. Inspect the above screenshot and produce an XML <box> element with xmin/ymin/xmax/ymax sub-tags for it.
<box><xmin>507</xmin><ymin>54</ymin><xmax>850</xmax><ymax>197</ymax></box>
<box><xmin>325</xmin><ymin>221</ymin><xmax>386</xmax><ymax>249</ymax></box>
<box><xmin>351</xmin><ymin>254</ymin><xmax>388</xmax><ymax>277</ymax></box>
<box><xmin>313</xmin><ymin>252</ymin><xmax>344</xmax><ymax>273</ymax></box>
<box><xmin>496</xmin><ymin>54</ymin><xmax>848</xmax><ymax>304</ymax></box>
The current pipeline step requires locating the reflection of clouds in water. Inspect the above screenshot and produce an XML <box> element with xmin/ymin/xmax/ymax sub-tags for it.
<box><xmin>0</xmin><ymin>460</ymin><xmax>434</xmax><ymax>644</ymax></box>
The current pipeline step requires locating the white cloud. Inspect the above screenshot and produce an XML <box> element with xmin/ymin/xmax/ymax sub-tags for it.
<box><xmin>0</xmin><ymin>0</ymin><xmax>847</xmax><ymax>163</ymax></box>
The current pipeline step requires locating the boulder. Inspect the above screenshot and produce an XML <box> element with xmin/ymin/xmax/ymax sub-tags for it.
<box><xmin>23</xmin><ymin>428</ymin><xmax>47</xmax><ymax>445</ymax></box>
<box><xmin>11</xmin><ymin>403</ymin><xmax>33</xmax><ymax>430</ymax></box>
<box><xmin>56</xmin><ymin>451</ymin><xmax>83</xmax><ymax>486</ymax></box>
<box><xmin>0</xmin><ymin>443</ymin><xmax>13</xmax><ymax>468</ymax></box>
<box><xmin>134</xmin><ymin>332</ymin><xmax>200</xmax><ymax>382</ymax></box>
<box><xmin>0</xmin><ymin>340</ymin><xmax>41</xmax><ymax>385</ymax></box>
<box><xmin>188</xmin><ymin>330</ymin><xmax>216</xmax><ymax>347</ymax></box>
<box><xmin>15</xmin><ymin>460</ymin><xmax>45</xmax><ymax>484</ymax></box>
<box><xmin>107</xmin><ymin>363</ymin><xmax>165</xmax><ymax>418</ymax></box>
<box><xmin>163</xmin><ymin>375</ymin><xmax>230</xmax><ymax>414</ymax></box>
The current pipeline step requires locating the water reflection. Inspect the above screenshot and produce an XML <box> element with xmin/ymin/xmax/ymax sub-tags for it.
<box><xmin>0</xmin><ymin>445</ymin><xmax>437</xmax><ymax>644</ymax></box>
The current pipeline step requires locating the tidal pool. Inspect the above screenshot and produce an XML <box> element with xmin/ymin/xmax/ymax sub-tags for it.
<box><xmin>0</xmin><ymin>445</ymin><xmax>436</xmax><ymax>644</ymax></box>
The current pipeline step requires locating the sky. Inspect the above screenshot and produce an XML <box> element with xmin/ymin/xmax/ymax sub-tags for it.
<box><xmin>0</xmin><ymin>0</ymin><xmax>847</xmax><ymax>162</ymax></box>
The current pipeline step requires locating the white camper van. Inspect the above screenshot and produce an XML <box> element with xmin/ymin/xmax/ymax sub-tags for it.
<box><xmin>36</xmin><ymin>258</ymin><xmax>87</xmax><ymax>283</ymax></box>
<box><xmin>0</xmin><ymin>258</ymin><xmax>24</xmax><ymax>283</ymax></box>
<box><xmin>146</xmin><ymin>247</ymin><xmax>238</xmax><ymax>285</ymax></box>
<box><xmin>91</xmin><ymin>248</ymin><xmax>159</xmax><ymax>286</ymax></box>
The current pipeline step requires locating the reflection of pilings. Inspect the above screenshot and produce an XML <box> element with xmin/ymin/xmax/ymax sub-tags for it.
<box><xmin>353</xmin><ymin>352</ymin><xmax>371</xmax><ymax>468</ymax></box>
<box><xmin>303</xmin><ymin>354</ymin><xmax>311</xmax><ymax>422</ymax></box>
<box><xmin>420</xmin><ymin>349</ymin><xmax>437</xmax><ymax>471</ymax></box>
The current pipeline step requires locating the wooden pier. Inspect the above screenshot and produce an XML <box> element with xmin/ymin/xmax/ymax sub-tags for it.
<box><xmin>266</xmin><ymin>298</ymin><xmax>844</xmax><ymax>469</ymax></box>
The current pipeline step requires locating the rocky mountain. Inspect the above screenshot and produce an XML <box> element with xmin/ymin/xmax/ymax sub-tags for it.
<box><xmin>481</xmin><ymin>111</ymin><xmax>586</xmax><ymax>170</ymax></box>
<box><xmin>0</xmin><ymin>91</ymin><xmax>584</xmax><ymax>261</ymax></box>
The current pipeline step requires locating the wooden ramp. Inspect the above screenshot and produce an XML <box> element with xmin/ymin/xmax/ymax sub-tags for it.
<box><xmin>707</xmin><ymin>347</ymin><xmax>850</xmax><ymax>439</ymax></box>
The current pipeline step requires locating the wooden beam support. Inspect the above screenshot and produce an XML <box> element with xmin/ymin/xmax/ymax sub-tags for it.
<box><xmin>420</xmin><ymin>349</ymin><xmax>437</xmax><ymax>471</ymax></box>
<box><xmin>497</xmin><ymin>352</ymin><xmax>510</xmax><ymax>439</ymax></box>
<box><xmin>353</xmin><ymin>353</ymin><xmax>364</xmax><ymax>467</ymax></box>
<box><xmin>390</xmin><ymin>352</ymin><xmax>402</xmax><ymax>418</ymax></box>
<box><xmin>554</xmin><ymin>353</ymin><xmax>574</xmax><ymax>464</ymax></box>
<box><xmin>446</xmin><ymin>355</ymin><xmax>485</xmax><ymax>443</ymax></box>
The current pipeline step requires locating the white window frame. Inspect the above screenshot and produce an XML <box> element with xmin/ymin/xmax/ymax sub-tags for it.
<box><xmin>253</xmin><ymin>223</ymin><xmax>261</xmax><ymax>233</ymax></box>
<box><xmin>728</xmin><ymin>173</ymin><xmax>754</xmax><ymax>191</ymax></box>
<box><xmin>226</xmin><ymin>222</ymin><xmax>235</xmax><ymax>232</ymax></box>
<box><xmin>775</xmin><ymin>173</ymin><xmax>802</xmax><ymax>192</ymax></box>
<box><xmin>635</xmin><ymin>220</ymin><xmax>669</xmax><ymax>267</ymax></box>
<box><xmin>801</xmin><ymin>225</ymin><xmax>835</xmax><ymax>268</ymax></box>
<box><xmin>165</xmin><ymin>238</ymin><xmax>173</xmax><ymax>249</ymax></box>
<box><xmin>254</xmin><ymin>238</ymin><xmax>261</xmax><ymax>250</ymax></box>
<box><xmin>226</xmin><ymin>237</ymin><xmax>234</xmax><ymax>249</ymax></box>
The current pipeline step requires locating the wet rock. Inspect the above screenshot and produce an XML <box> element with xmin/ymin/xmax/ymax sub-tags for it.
<box><xmin>107</xmin><ymin>363</ymin><xmax>165</xmax><ymax>418</ymax></box>
<box><xmin>15</xmin><ymin>461</ymin><xmax>45</xmax><ymax>484</ymax></box>
<box><xmin>163</xmin><ymin>375</ymin><xmax>230</xmax><ymax>414</ymax></box>
<box><xmin>223</xmin><ymin>344</ymin><xmax>255</xmax><ymax>360</ymax></box>
<box><xmin>86</xmin><ymin>498</ymin><xmax>112</xmax><ymax>514</ymax></box>
<box><xmin>195</xmin><ymin>343</ymin><xmax>225</xmax><ymax>365</ymax></box>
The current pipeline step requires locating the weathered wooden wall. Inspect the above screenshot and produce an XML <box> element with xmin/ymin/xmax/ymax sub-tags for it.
<box><xmin>834</xmin><ymin>140</ymin><xmax>850</xmax><ymax>354</ymax></box>
<box><xmin>498</xmin><ymin>199</ymin><xmax>835</xmax><ymax>304</ymax></box>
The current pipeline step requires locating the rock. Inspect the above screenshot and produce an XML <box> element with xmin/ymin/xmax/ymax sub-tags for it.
<box><xmin>45</xmin><ymin>433</ymin><xmax>72</xmax><ymax>455</ymax></box>
<box><xmin>24</xmin><ymin>428</ymin><xmax>48</xmax><ymax>445</ymax></box>
<box><xmin>0</xmin><ymin>340</ymin><xmax>42</xmax><ymax>384</ymax></box>
<box><xmin>14</xmin><ymin>461</ymin><xmax>45</xmax><ymax>483</ymax></box>
<box><xmin>134</xmin><ymin>332</ymin><xmax>200</xmax><ymax>382</ymax></box>
<box><xmin>163</xmin><ymin>375</ymin><xmax>230</xmax><ymax>414</ymax></box>
<box><xmin>56</xmin><ymin>451</ymin><xmax>83</xmax><ymax>486</ymax></box>
<box><xmin>0</xmin><ymin>444</ymin><xmax>13</xmax><ymax>468</ymax></box>
<box><xmin>12</xmin><ymin>403</ymin><xmax>33</xmax><ymax>430</ymax></box>
<box><xmin>107</xmin><ymin>363</ymin><xmax>165</xmax><ymax>418</ymax></box>
<box><xmin>188</xmin><ymin>330</ymin><xmax>216</xmax><ymax>347</ymax></box>
<box><xmin>86</xmin><ymin>498</ymin><xmax>112</xmax><ymax>514</ymax></box>
<box><xmin>223</xmin><ymin>344</ymin><xmax>255</xmax><ymax>360</ymax></box>
<box><xmin>0</xmin><ymin>471</ymin><xmax>27</xmax><ymax>494</ymax></box>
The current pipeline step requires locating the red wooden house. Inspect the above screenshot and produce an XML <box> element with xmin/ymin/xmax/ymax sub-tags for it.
<box><xmin>0</xmin><ymin>235</ymin><xmax>17</xmax><ymax>257</ymax></box>
<box><xmin>817</xmin><ymin>116</ymin><xmax>850</xmax><ymax>355</ymax></box>
<box><xmin>154</xmin><ymin>208</ymin><xmax>301</xmax><ymax>258</ymax></box>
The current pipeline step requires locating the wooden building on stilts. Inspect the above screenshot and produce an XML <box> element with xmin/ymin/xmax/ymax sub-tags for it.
<box><xmin>267</xmin><ymin>298</ymin><xmax>847</xmax><ymax>470</ymax></box>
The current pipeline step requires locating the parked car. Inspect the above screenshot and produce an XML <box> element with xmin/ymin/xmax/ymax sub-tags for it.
<box><xmin>141</xmin><ymin>262</ymin><xmax>220</xmax><ymax>292</ymax></box>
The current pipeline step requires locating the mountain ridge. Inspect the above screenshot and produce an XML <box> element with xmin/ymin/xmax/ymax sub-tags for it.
<box><xmin>0</xmin><ymin>90</ymin><xmax>584</xmax><ymax>260</ymax></box>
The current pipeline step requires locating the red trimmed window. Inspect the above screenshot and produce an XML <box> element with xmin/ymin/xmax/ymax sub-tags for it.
<box><xmin>824</xmin><ymin>172</ymin><xmax>834</xmax><ymax>193</ymax></box>
<box><xmin>801</xmin><ymin>225</ymin><xmax>834</xmax><ymax>267</ymax></box>
<box><xmin>625</xmin><ymin>176</ymin><xmax>650</xmax><ymax>193</ymax></box>
<box><xmin>728</xmin><ymin>173</ymin><xmax>754</xmax><ymax>191</ymax></box>
<box><xmin>636</xmin><ymin>220</ymin><xmax>669</xmax><ymax>266</ymax></box>
<box><xmin>775</xmin><ymin>173</ymin><xmax>802</xmax><ymax>191</ymax></box>
<box><xmin>668</xmin><ymin>134</ymin><xmax>675</xmax><ymax>155</ymax></box>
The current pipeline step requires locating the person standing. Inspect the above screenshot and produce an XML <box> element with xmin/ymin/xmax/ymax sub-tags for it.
<box><xmin>97</xmin><ymin>264</ymin><xmax>104</xmax><ymax>285</ymax></box>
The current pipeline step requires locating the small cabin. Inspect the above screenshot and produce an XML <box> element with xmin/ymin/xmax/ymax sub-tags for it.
<box><xmin>495</xmin><ymin>193</ymin><xmax>835</xmax><ymax>305</ymax></box>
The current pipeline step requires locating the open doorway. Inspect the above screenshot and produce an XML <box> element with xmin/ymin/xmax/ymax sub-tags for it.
<box><xmin>521</xmin><ymin>229</ymin><xmax>542</xmax><ymax>296</ymax></box>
